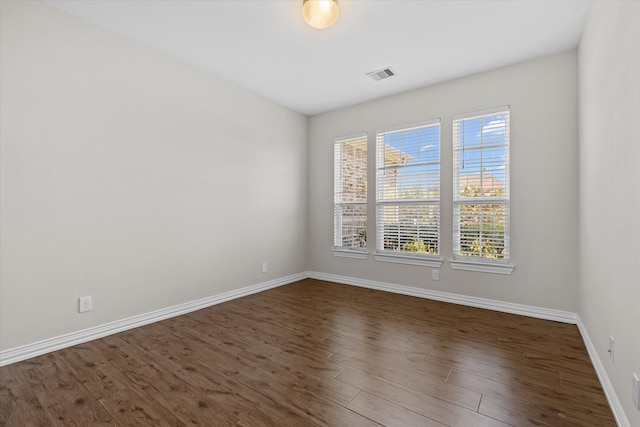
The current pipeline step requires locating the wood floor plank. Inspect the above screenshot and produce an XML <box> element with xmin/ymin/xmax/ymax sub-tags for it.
<box><xmin>172</xmin><ymin>321</ymin><xmax>360</xmax><ymax>407</ymax></box>
<box><xmin>323</xmin><ymin>334</ymin><xmax>429</xmax><ymax>360</ymax></box>
<box><xmin>226</xmin><ymin>297</ymin><xmax>334</xmax><ymax>335</ymax></box>
<box><xmin>339</xmin><ymin>364</ymin><xmax>482</xmax><ymax>412</ymax></box>
<box><xmin>347</xmin><ymin>391</ymin><xmax>447</xmax><ymax>427</ymax></box>
<box><xmin>0</xmin><ymin>359</ymin><xmax>64</xmax><ymax>427</ymax></box>
<box><xmin>427</xmin><ymin>337</ymin><xmax>524</xmax><ymax>366</ymax></box>
<box><xmin>559</xmin><ymin>369</ymin><xmax>606</xmax><ymax>392</ymax></box>
<box><xmin>0</xmin><ymin>279</ymin><xmax>616</xmax><ymax>426</ymax></box>
<box><xmin>57</xmin><ymin>344</ymin><xmax>188</xmax><ymax>426</ymax></box>
<box><xmin>449</xmin><ymin>369</ymin><xmax>616</xmax><ymax>427</ymax></box>
<box><xmin>190</xmin><ymin>302</ymin><xmax>336</xmax><ymax>358</ymax></box>
<box><xmin>91</xmin><ymin>336</ymin><xmax>244</xmax><ymax>426</ymax></box>
<box><xmin>447</xmin><ymin>369</ymin><xmax>523</xmax><ymax>401</ymax></box>
<box><xmin>479</xmin><ymin>393</ymin><xmax>616</xmax><ymax>427</ymax></box>
<box><xmin>223</xmin><ymin>300</ymin><xmax>338</xmax><ymax>342</ymax></box>
<box><xmin>336</xmin><ymin>366</ymin><xmax>512</xmax><ymax>427</ymax></box>
<box><xmin>106</xmin><ymin>332</ymin><xmax>315</xmax><ymax>427</ymax></box>
<box><xmin>330</xmin><ymin>346</ymin><xmax>451</xmax><ymax>382</ymax></box>
<box><xmin>425</xmin><ymin>351</ymin><xmax>563</xmax><ymax>390</ymax></box>
<box><xmin>522</xmin><ymin>350</ymin><xmax>599</xmax><ymax>376</ymax></box>
<box><xmin>495</xmin><ymin>333</ymin><xmax>591</xmax><ymax>362</ymax></box>
<box><xmin>328</xmin><ymin>325</ymin><xmax>435</xmax><ymax>353</ymax></box>
<box><xmin>131</xmin><ymin>320</ymin><xmax>375</xmax><ymax>427</ymax></box>
<box><xmin>21</xmin><ymin>353</ymin><xmax>115</xmax><ymax>426</ymax></box>
<box><xmin>176</xmin><ymin>314</ymin><xmax>348</xmax><ymax>381</ymax></box>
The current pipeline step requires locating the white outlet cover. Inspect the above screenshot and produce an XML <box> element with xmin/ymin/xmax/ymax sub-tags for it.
<box><xmin>79</xmin><ymin>296</ymin><xmax>92</xmax><ymax>313</ymax></box>
<box><xmin>432</xmin><ymin>269</ymin><xmax>440</xmax><ymax>281</ymax></box>
<box><xmin>608</xmin><ymin>336</ymin><xmax>614</xmax><ymax>361</ymax></box>
<box><xmin>633</xmin><ymin>373</ymin><xmax>639</xmax><ymax>410</ymax></box>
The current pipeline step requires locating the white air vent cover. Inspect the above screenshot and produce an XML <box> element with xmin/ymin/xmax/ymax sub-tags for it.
<box><xmin>367</xmin><ymin>67</ymin><xmax>396</xmax><ymax>81</ymax></box>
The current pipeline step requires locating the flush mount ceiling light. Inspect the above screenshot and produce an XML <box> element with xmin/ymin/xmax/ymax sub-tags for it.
<box><xmin>303</xmin><ymin>0</ymin><xmax>340</xmax><ymax>30</ymax></box>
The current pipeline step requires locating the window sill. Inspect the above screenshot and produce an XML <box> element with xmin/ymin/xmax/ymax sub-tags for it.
<box><xmin>449</xmin><ymin>259</ymin><xmax>514</xmax><ymax>275</ymax></box>
<box><xmin>332</xmin><ymin>248</ymin><xmax>369</xmax><ymax>259</ymax></box>
<box><xmin>375</xmin><ymin>252</ymin><xmax>443</xmax><ymax>267</ymax></box>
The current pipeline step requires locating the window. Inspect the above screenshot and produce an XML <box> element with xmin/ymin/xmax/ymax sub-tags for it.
<box><xmin>375</xmin><ymin>120</ymin><xmax>442</xmax><ymax>267</ymax></box>
<box><xmin>333</xmin><ymin>133</ymin><xmax>368</xmax><ymax>258</ymax></box>
<box><xmin>451</xmin><ymin>106</ymin><xmax>513</xmax><ymax>274</ymax></box>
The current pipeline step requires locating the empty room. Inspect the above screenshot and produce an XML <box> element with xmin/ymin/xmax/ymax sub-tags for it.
<box><xmin>1</xmin><ymin>1</ymin><xmax>638</xmax><ymax>426</ymax></box>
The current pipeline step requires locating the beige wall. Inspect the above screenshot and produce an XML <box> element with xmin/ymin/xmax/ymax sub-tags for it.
<box><xmin>0</xmin><ymin>1</ymin><xmax>308</xmax><ymax>351</ymax></box>
<box><xmin>578</xmin><ymin>1</ymin><xmax>640</xmax><ymax>425</ymax></box>
<box><xmin>308</xmin><ymin>51</ymin><xmax>580</xmax><ymax>311</ymax></box>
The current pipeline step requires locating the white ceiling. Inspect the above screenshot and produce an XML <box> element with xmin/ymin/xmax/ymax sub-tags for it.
<box><xmin>44</xmin><ymin>0</ymin><xmax>590</xmax><ymax>116</ymax></box>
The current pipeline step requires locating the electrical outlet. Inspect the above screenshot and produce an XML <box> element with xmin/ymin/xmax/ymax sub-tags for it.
<box><xmin>261</xmin><ymin>262</ymin><xmax>267</xmax><ymax>273</ymax></box>
<box><xmin>608</xmin><ymin>336</ymin><xmax>614</xmax><ymax>361</ymax></box>
<box><xmin>633</xmin><ymin>373</ymin><xmax>639</xmax><ymax>410</ymax></box>
<box><xmin>432</xmin><ymin>269</ymin><xmax>440</xmax><ymax>281</ymax></box>
<box><xmin>78</xmin><ymin>296</ymin><xmax>92</xmax><ymax>313</ymax></box>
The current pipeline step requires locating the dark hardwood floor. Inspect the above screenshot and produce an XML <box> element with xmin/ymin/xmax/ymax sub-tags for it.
<box><xmin>0</xmin><ymin>279</ymin><xmax>616</xmax><ymax>426</ymax></box>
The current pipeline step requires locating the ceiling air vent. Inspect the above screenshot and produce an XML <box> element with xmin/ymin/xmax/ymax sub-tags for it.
<box><xmin>367</xmin><ymin>67</ymin><xmax>396</xmax><ymax>82</ymax></box>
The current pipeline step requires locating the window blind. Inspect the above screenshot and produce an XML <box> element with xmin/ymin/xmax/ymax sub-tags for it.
<box><xmin>376</xmin><ymin>120</ymin><xmax>440</xmax><ymax>256</ymax></box>
<box><xmin>334</xmin><ymin>133</ymin><xmax>368</xmax><ymax>249</ymax></box>
<box><xmin>453</xmin><ymin>107</ymin><xmax>510</xmax><ymax>261</ymax></box>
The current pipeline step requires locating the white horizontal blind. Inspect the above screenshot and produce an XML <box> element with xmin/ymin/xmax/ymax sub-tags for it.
<box><xmin>453</xmin><ymin>107</ymin><xmax>510</xmax><ymax>261</ymax></box>
<box><xmin>376</xmin><ymin>120</ymin><xmax>440</xmax><ymax>256</ymax></box>
<box><xmin>334</xmin><ymin>134</ymin><xmax>367</xmax><ymax>249</ymax></box>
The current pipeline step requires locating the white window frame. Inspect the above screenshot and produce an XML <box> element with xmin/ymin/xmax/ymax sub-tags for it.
<box><xmin>374</xmin><ymin>120</ymin><xmax>443</xmax><ymax>267</ymax></box>
<box><xmin>450</xmin><ymin>106</ymin><xmax>514</xmax><ymax>274</ymax></box>
<box><xmin>333</xmin><ymin>132</ymin><xmax>369</xmax><ymax>259</ymax></box>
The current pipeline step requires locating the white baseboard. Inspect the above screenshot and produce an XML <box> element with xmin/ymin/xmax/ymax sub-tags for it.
<box><xmin>576</xmin><ymin>316</ymin><xmax>629</xmax><ymax>427</ymax></box>
<box><xmin>0</xmin><ymin>272</ymin><xmax>306</xmax><ymax>367</ymax></box>
<box><xmin>306</xmin><ymin>271</ymin><xmax>577</xmax><ymax>323</ymax></box>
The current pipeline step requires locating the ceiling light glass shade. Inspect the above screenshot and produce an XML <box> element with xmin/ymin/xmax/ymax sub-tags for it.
<box><xmin>303</xmin><ymin>0</ymin><xmax>339</xmax><ymax>29</ymax></box>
